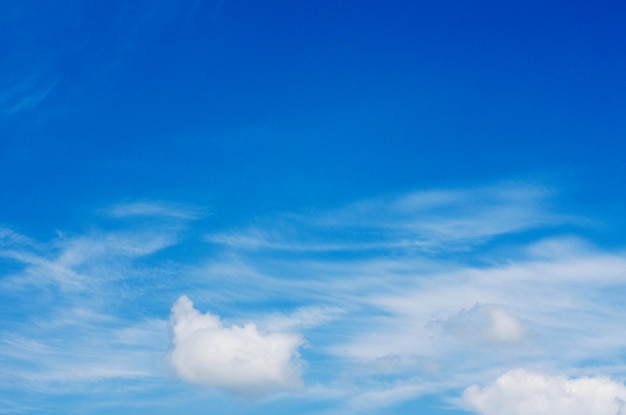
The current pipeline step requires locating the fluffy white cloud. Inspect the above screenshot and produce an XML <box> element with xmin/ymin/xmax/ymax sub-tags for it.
<box><xmin>463</xmin><ymin>369</ymin><xmax>626</xmax><ymax>415</ymax></box>
<box><xmin>169</xmin><ymin>296</ymin><xmax>304</xmax><ymax>398</ymax></box>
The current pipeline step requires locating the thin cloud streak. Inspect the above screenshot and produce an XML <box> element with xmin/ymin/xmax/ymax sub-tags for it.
<box><xmin>1</xmin><ymin>185</ymin><xmax>625</xmax><ymax>412</ymax></box>
<box><xmin>206</xmin><ymin>182</ymin><xmax>566</xmax><ymax>254</ymax></box>
<box><xmin>106</xmin><ymin>201</ymin><xmax>205</xmax><ymax>220</ymax></box>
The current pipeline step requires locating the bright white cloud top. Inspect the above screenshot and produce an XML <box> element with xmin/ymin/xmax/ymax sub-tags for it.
<box><xmin>169</xmin><ymin>295</ymin><xmax>304</xmax><ymax>397</ymax></box>
<box><xmin>463</xmin><ymin>369</ymin><xmax>626</xmax><ymax>415</ymax></box>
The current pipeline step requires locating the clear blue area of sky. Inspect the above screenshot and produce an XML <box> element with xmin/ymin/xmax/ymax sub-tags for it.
<box><xmin>1</xmin><ymin>1</ymin><xmax>625</xmax><ymax>414</ymax></box>
<box><xmin>2</xmin><ymin>0</ymin><xmax>625</xmax><ymax>232</ymax></box>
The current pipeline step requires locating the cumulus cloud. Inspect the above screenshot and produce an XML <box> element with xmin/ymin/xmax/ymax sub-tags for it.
<box><xmin>463</xmin><ymin>369</ymin><xmax>626</xmax><ymax>415</ymax></box>
<box><xmin>441</xmin><ymin>304</ymin><xmax>527</xmax><ymax>344</ymax></box>
<box><xmin>169</xmin><ymin>296</ymin><xmax>304</xmax><ymax>398</ymax></box>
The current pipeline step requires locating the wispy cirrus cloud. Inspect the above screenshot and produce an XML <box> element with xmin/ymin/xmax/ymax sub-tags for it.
<box><xmin>2</xmin><ymin>184</ymin><xmax>626</xmax><ymax>413</ymax></box>
<box><xmin>0</xmin><ymin>203</ymin><xmax>197</xmax><ymax>394</ymax></box>
<box><xmin>261</xmin><ymin>305</ymin><xmax>345</xmax><ymax>332</ymax></box>
<box><xmin>0</xmin><ymin>229</ymin><xmax>179</xmax><ymax>291</ymax></box>
<box><xmin>105</xmin><ymin>201</ymin><xmax>204</xmax><ymax>220</ymax></box>
<box><xmin>206</xmin><ymin>182</ymin><xmax>565</xmax><ymax>254</ymax></box>
<box><xmin>195</xmin><ymin>182</ymin><xmax>626</xmax><ymax>410</ymax></box>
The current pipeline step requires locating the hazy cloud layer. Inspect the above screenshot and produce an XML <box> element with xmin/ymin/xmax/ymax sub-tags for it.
<box><xmin>169</xmin><ymin>296</ymin><xmax>304</xmax><ymax>398</ymax></box>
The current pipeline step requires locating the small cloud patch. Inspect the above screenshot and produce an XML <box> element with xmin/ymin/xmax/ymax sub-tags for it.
<box><xmin>441</xmin><ymin>304</ymin><xmax>527</xmax><ymax>344</ymax></box>
<box><xmin>169</xmin><ymin>296</ymin><xmax>304</xmax><ymax>398</ymax></box>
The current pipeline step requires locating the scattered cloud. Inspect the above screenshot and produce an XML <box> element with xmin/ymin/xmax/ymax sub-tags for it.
<box><xmin>191</xmin><ymin>183</ymin><xmax>626</xmax><ymax>410</ymax></box>
<box><xmin>0</xmin><ymin>228</ymin><xmax>179</xmax><ymax>292</ymax></box>
<box><xmin>2</xmin><ymin>186</ymin><xmax>626</xmax><ymax>413</ymax></box>
<box><xmin>439</xmin><ymin>304</ymin><xmax>527</xmax><ymax>344</ymax></box>
<box><xmin>323</xmin><ymin>236</ymin><xmax>626</xmax><ymax>366</ymax></box>
<box><xmin>169</xmin><ymin>296</ymin><xmax>305</xmax><ymax>398</ymax></box>
<box><xmin>0</xmin><ymin>208</ymin><xmax>190</xmax><ymax>393</ymax></box>
<box><xmin>462</xmin><ymin>369</ymin><xmax>626</xmax><ymax>415</ymax></box>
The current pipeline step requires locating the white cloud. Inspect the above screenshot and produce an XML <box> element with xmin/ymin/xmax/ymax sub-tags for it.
<box><xmin>262</xmin><ymin>305</ymin><xmax>345</xmax><ymax>332</ymax></box>
<box><xmin>0</xmin><ymin>316</ymin><xmax>168</xmax><ymax>392</ymax></box>
<box><xmin>3</xmin><ymin>187</ymin><xmax>625</xmax><ymax>412</ymax></box>
<box><xmin>0</xmin><ymin>215</ymin><xmax>186</xmax><ymax>392</ymax></box>
<box><xmin>206</xmin><ymin>182</ymin><xmax>560</xmax><ymax>253</ymax></box>
<box><xmin>0</xmin><ymin>227</ymin><xmax>34</xmax><ymax>247</ymax></box>
<box><xmin>191</xmin><ymin>183</ymin><xmax>626</xmax><ymax>411</ymax></box>
<box><xmin>106</xmin><ymin>201</ymin><xmax>202</xmax><ymax>220</ymax></box>
<box><xmin>328</xmin><ymin>237</ymin><xmax>626</xmax><ymax>363</ymax></box>
<box><xmin>463</xmin><ymin>369</ymin><xmax>626</xmax><ymax>415</ymax></box>
<box><xmin>307</xmin><ymin>182</ymin><xmax>559</xmax><ymax>245</ymax></box>
<box><xmin>347</xmin><ymin>383</ymin><xmax>432</xmax><ymax>412</ymax></box>
<box><xmin>169</xmin><ymin>296</ymin><xmax>304</xmax><ymax>398</ymax></box>
<box><xmin>441</xmin><ymin>304</ymin><xmax>527</xmax><ymax>344</ymax></box>
<box><xmin>0</xmin><ymin>232</ymin><xmax>175</xmax><ymax>293</ymax></box>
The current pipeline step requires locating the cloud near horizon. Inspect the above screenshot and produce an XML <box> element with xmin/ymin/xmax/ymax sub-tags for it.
<box><xmin>463</xmin><ymin>369</ymin><xmax>626</xmax><ymax>415</ymax></box>
<box><xmin>169</xmin><ymin>296</ymin><xmax>305</xmax><ymax>398</ymax></box>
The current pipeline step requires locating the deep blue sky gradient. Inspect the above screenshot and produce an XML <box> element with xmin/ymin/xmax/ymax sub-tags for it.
<box><xmin>1</xmin><ymin>1</ymin><xmax>626</xmax><ymax>414</ymax></box>
<box><xmin>2</xmin><ymin>0</ymin><xmax>625</xmax><ymax>232</ymax></box>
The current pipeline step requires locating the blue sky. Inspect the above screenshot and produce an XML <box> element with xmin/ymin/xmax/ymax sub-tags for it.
<box><xmin>1</xmin><ymin>1</ymin><xmax>626</xmax><ymax>414</ymax></box>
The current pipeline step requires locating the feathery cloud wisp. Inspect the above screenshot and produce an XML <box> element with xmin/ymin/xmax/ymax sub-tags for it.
<box><xmin>106</xmin><ymin>201</ymin><xmax>203</xmax><ymax>220</ymax></box>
